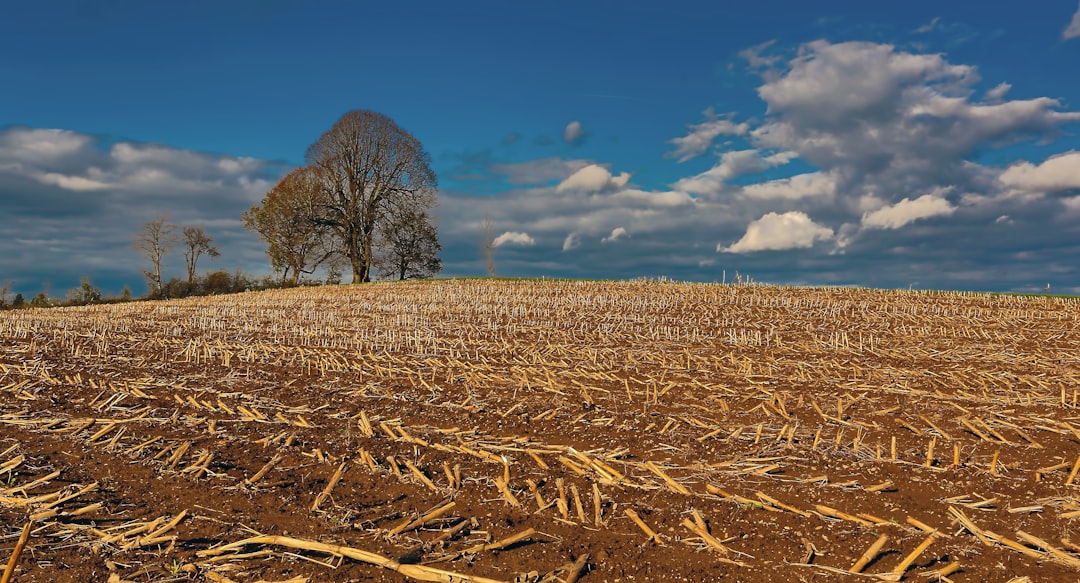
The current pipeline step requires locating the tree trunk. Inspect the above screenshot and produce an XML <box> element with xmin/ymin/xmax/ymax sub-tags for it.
<box><xmin>350</xmin><ymin>249</ymin><xmax>365</xmax><ymax>284</ymax></box>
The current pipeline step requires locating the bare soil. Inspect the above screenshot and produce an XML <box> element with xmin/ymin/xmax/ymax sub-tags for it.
<box><xmin>2</xmin><ymin>280</ymin><xmax>1080</xmax><ymax>582</ymax></box>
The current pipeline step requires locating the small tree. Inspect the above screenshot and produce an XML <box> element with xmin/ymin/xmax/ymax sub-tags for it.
<box><xmin>182</xmin><ymin>226</ymin><xmax>220</xmax><ymax>285</ymax></box>
<box><xmin>79</xmin><ymin>276</ymin><xmax>101</xmax><ymax>303</ymax></box>
<box><xmin>243</xmin><ymin>167</ymin><xmax>336</xmax><ymax>286</ymax></box>
<box><xmin>134</xmin><ymin>216</ymin><xmax>178</xmax><ymax>297</ymax></box>
<box><xmin>376</xmin><ymin>208</ymin><xmax>441</xmax><ymax>280</ymax></box>
<box><xmin>0</xmin><ymin>279</ymin><xmax>10</xmax><ymax>308</ymax></box>
<box><xmin>11</xmin><ymin>293</ymin><xmax>24</xmax><ymax>309</ymax></box>
<box><xmin>30</xmin><ymin>292</ymin><xmax>53</xmax><ymax>308</ymax></box>
<box><xmin>480</xmin><ymin>212</ymin><xmax>496</xmax><ymax>277</ymax></box>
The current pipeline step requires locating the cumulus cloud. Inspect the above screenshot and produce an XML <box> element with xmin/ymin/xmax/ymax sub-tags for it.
<box><xmin>739</xmin><ymin>171</ymin><xmax>837</xmax><ymax>201</ymax></box>
<box><xmin>563</xmin><ymin>120</ymin><xmax>585</xmax><ymax>144</ymax></box>
<box><xmin>562</xmin><ymin>232</ymin><xmax>581</xmax><ymax>252</ymax></box>
<box><xmin>493</xmin><ymin>231</ymin><xmax>535</xmax><ymax>247</ymax></box>
<box><xmin>556</xmin><ymin>164</ymin><xmax>631</xmax><ymax>193</ymax></box>
<box><xmin>750</xmin><ymin>40</ymin><xmax>1080</xmax><ymax>197</ymax></box>
<box><xmin>601</xmin><ymin>227</ymin><xmax>627</xmax><ymax>243</ymax></box>
<box><xmin>0</xmin><ymin>128</ymin><xmax>93</xmax><ymax>162</ymax></box>
<box><xmin>722</xmin><ymin>212</ymin><xmax>833</xmax><ymax>253</ymax></box>
<box><xmin>861</xmin><ymin>192</ymin><xmax>956</xmax><ymax>229</ymax></box>
<box><xmin>998</xmin><ymin>151</ymin><xmax>1080</xmax><ymax>195</ymax></box>
<box><xmin>674</xmin><ymin>149</ymin><xmax>795</xmax><ymax>195</ymax></box>
<box><xmin>667</xmin><ymin>109</ymin><xmax>750</xmax><ymax>162</ymax></box>
<box><xmin>1065</xmin><ymin>1</ymin><xmax>1080</xmax><ymax>40</ymax></box>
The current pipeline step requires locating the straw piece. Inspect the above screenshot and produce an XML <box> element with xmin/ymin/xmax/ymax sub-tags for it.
<box><xmin>1014</xmin><ymin>531</ymin><xmax>1080</xmax><ymax>568</ymax></box>
<box><xmin>202</xmin><ymin>533</ymin><xmax>513</xmax><ymax>583</ymax></box>
<box><xmin>388</xmin><ymin>501</ymin><xmax>457</xmax><ymax>537</ymax></box>
<box><xmin>403</xmin><ymin>460</ymin><xmax>439</xmax><ymax>492</ymax></box>
<box><xmin>890</xmin><ymin>534</ymin><xmax>936</xmax><ymax>576</ymax></box>
<box><xmin>0</xmin><ymin>521</ymin><xmax>31</xmax><ymax>583</ymax></box>
<box><xmin>246</xmin><ymin>454</ymin><xmax>283</xmax><ymax>485</ymax></box>
<box><xmin>1066</xmin><ymin>456</ymin><xmax>1080</xmax><ymax>486</ymax></box>
<box><xmin>850</xmin><ymin>534</ymin><xmax>888</xmax><ymax>574</ymax></box>
<box><xmin>624</xmin><ymin>509</ymin><xmax>660</xmax><ymax>543</ymax></box>
<box><xmin>311</xmin><ymin>462</ymin><xmax>347</xmax><ymax>511</ymax></box>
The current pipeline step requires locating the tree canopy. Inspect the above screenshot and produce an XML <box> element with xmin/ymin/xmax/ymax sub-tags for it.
<box><xmin>245</xmin><ymin>110</ymin><xmax>441</xmax><ymax>283</ymax></box>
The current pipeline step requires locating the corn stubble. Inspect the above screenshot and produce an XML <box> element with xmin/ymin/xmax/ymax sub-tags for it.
<box><xmin>2</xmin><ymin>280</ymin><xmax>1080</xmax><ymax>581</ymax></box>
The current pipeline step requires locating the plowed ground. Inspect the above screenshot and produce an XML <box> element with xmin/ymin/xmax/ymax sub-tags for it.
<box><xmin>3</xmin><ymin>280</ymin><xmax>1080</xmax><ymax>582</ymax></box>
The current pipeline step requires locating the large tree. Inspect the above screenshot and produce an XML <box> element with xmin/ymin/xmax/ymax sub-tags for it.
<box><xmin>133</xmin><ymin>216</ymin><xmax>178</xmax><ymax>296</ymax></box>
<box><xmin>242</xmin><ymin>167</ymin><xmax>336</xmax><ymax>286</ymax></box>
<box><xmin>182</xmin><ymin>226</ymin><xmax>220</xmax><ymax>284</ymax></box>
<box><xmin>305</xmin><ymin>110</ymin><xmax>438</xmax><ymax>283</ymax></box>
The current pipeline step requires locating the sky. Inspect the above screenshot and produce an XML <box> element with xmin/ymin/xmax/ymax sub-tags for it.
<box><xmin>3</xmin><ymin>0</ymin><xmax>1080</xmax><ymax>296</ymax></box>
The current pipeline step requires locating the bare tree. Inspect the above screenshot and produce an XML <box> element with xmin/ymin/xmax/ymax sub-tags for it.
<box><xmin>375</xmin><ymin>207</ymin><xmax>441</xmax><ymax>280</ymax></box>
<box><xmin>306</xmin><ymin>110</ymin><xmax>438</xmax><ymax>283</ymax></box>
<box><xmin>480</xmin><ymin>212</ymin><xmax>496</xmax><ymax>277</ymax></box>
<box><xmin>243</xmin><ymin>167</ymin><xmax>337</xmax><ymax>286</ymax></box>
<box><xmin>133</xmin><ymin>216</ymin><xmax>178</xmax><ymax>296</ymax></box>
<box><xmin>182</xmin><ymin>226</ymin><xmax>220</xmax><ymax>284</ymax></box>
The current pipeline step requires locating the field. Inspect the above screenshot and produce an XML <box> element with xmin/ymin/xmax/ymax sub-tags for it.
<box><xmin>2</xmin><ymin>279</ymin><xmax>1080</xmax><ymax>582</ymax></box>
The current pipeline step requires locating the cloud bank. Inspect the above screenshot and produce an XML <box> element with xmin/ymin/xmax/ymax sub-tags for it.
<box><xmin>439</xmin><ymin>38</ymin><xmax>1080</xmax><ymax>290</ymax></box>
<box><xmin>0</xmin><ymin>127</ymin><xmax>284</xmax><ymax>295</ymax></box>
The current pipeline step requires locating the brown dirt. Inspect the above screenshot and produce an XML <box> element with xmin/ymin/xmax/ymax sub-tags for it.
<box><xmin>2</xmin><ymin>280</ymin><xmax>1080</xmax><ymax>582</ymax></box>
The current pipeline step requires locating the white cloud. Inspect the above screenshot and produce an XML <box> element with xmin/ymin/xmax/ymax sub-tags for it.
<box><xmin>914</xmin><ymin>17</ymin><xmax>941</xmax><ymax>34</ymax></box>
<box><xmin>612</xmin><ymin>188</ymin><xmax>694</xmax><ymax>207</ymax></box>
<box><xmin>750</xmin><ymin>40</ymin><xmax>1080</xmax><ymax>181</ymax></box>
<box><xmin>984</xmin><ymin>82</ymin><xmax>1011</xmax><ymax>102</ymax></box>
<box><xmin>756</xmin><ymin>41</ymin><xmax>976</xmax><ymax>125</ymax></box>
<box><xmin>556</xmin><ymin>164</ymin><xmax>631</xmax><ymax>193</ymax></box>
<box><xmin>493</xmin><ymin>231</ymin><xmax>535</xmax><ymax>247</ymax></box>
<box><xmin>721</xmin><ymin>212</ymin><xmax>833</xmax><ymax>253</ymax></box>
<box><xmin>739</xmin><ymin>40</ymin><xmax>782</xmax><ymax>74</ymax></box>
<box><xmin>998</xmin><ymin>151</ymin><xmax>1080</xmax><ymax>195</ymax></box>
<box><xmin>740</xmin><ymin>171</ymin><xmax>837</xmax><ymax>201</ymax></box>
<box><xmin>562</xmin><ymin>232</ymin><xmax>581</xmax><ymax>252</ymax></box>
<box><xmin>861</xmin><ymin>192</ymin><xmax>956</xmax><ymax>229</ymax></box>
<box><xmin>0</xmin><ymin>127</ymin><xmax>92</xmax><ymax>162</ymax></box>
<box><xmin>1065</xmin><ymin>1</ymin><xmax>1080</xmax><ymax>40</ymax></box>
<box><xmin>674</xmin><ymin>149</ymin><xmax>795</xmax><ymax>195</ymax></box>
<box><xmin>667</xmin><ymin>109</ymin><xmax>750</xmax><ymax>162</ymax></box>
<box><xmin>489</xmin><ymin>157</ymin><xmax>591</xmax><ymax>185</ymax></box>
<box><xmin>35</xmin><ymin>171</ymin><xmax>111</xmax><ymax>191</ymax></box>
<box><xmin>563</xmin><ymin>120</ymin><xmax>585</xmax><ymax>144</ymax></box>
<box><xmin>601</xmin><ymin>227</ymin><xmax>627</xmax><ymax>243</ymax></box>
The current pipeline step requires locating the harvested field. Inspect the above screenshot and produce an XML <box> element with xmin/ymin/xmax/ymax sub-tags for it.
<box><xmin>2</xmin><ymin>279</ymin><xmax>1080</xmax><ymax>582</ymax></box>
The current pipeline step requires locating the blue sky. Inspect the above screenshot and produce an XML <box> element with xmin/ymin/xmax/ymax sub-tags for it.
<box><xmin>3</xmin><ymin>1</ymin><xmax>1080</xmax><ymax>296</ymax></box>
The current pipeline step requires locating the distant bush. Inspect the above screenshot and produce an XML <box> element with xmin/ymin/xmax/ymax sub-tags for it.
<box><xmin>30</xmin><ymin>292</ymin><xmax>58</xmax><ymax>308</ymax></box>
